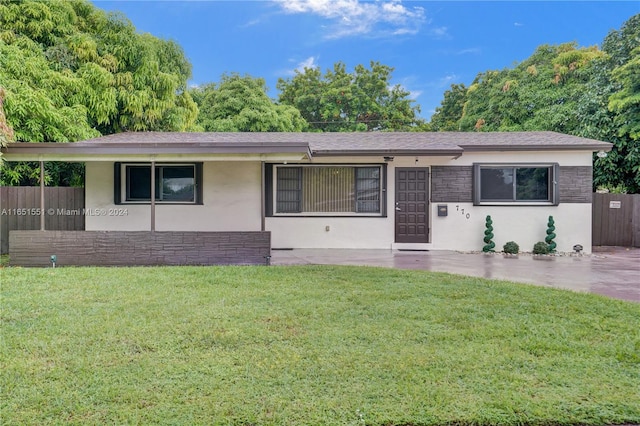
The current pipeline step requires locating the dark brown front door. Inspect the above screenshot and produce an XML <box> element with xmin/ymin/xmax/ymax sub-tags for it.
<box><xmin>395</xmin><ymin>168</ymin><xmax>429</xmax><ymax>243</ymax></box>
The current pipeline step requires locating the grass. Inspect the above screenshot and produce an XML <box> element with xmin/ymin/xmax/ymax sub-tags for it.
<box><xmin>1</xmin><ymin>265</ymin><xmax>639</xmax><ymax>425</ymax></box>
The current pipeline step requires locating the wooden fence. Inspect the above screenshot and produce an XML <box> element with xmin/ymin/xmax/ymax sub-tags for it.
<box><xmin>3</xmin><ymin>188</ymin><xmax>638</xmax><ymax>255</ymax></box>
<box><xmin>0</xmin><ymin>186</ymin><xmax>85</xmax><ymax>254</ymax></box>
<box><xmin>592</xmin><ymin>193</ymin><xmax>640</xmax><ymax>247</ymax></box>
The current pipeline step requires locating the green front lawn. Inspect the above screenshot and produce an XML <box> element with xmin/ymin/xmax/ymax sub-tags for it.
<box><xmin>2</xmin><ymin>265</ymin><xmax>639</xmax><ymax>425</ymax></box>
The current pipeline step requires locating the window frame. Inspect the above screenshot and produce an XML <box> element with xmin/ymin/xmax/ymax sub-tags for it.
<box><xmin>114</xmin><ymin>162</ymin><xmax>203</xmax><ymax>205</ymax></box>
<box><xmin>268</xmin><ymin>164</ymin><xmax>387</xmax><ymax>217</ymax></box>
<box><xmin>472</xmin><ymin>163</ymin><xmax>559</xmax><ymax>206</ymax></box>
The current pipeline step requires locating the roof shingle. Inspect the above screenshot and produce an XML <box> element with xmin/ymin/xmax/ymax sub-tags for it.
<box><xmin>2</xmin><ymin>131</ymin><xmax>612</xmax><ymax>159</ymax></box>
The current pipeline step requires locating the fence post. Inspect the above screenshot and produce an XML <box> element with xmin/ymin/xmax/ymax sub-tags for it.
<box><xmin>40</xmin><ymin>161</ymin><xmax>45</xmax><ymax>231</ymax></box>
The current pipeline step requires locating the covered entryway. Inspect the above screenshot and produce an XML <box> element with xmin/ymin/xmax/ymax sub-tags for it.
<box><xmin>395</xmin><ymin>168</ymin><xmax>429</xmax><ymax>243</ymax></box>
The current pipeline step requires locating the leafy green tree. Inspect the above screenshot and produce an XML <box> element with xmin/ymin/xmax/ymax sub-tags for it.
<box><xmin>277</xmin><ymin>61</ymin><xmax>425</xmax><ymax>131</ymax></box>
<box><xmin>191</xmin><ymin>74</ymin><xmax>307</xmax><ymax>132</ymax></box>
<box><xmin>456</xmin><ymin>43</ymin><xmax>605</xmax><ymax>133</ymax></box>
<box><xmin>607</xmin><ymin>50</ymin><xmax>640</xmax><ymax>190</ymax></box>
<box><xmin>430</xmin><ymin>83</ymin><xmax>467</xmax><ymax>131</ymax></box>
<box><xmin>0</xmin><ymin>87</ymin><xmax>14</xmax><ymax>149</ymax></box>
<box><xmin>0</xmin><ymin>38</ymin><xmax>100</xmax><ymax>142</ymax></box>
<box><xmin>587</xmin><ymin>14</ymin><xmax>640</xmax><ymax>192</ymax></box>
<box><xmin>0</xmin><ymin>0</ymin><xmax>199</xmax><ymax>185</ymax></box>
<box><xmin>430</xmin><ymin>14</ymin><xmax>640</xmax><ymax>192</ymax></box>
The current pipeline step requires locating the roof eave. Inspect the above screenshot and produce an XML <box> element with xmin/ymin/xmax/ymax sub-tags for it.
<box><xmin>311</xmin><ymin>149</ymin><xmax>464</xmax><ymax>157</ymax></box>
<box><xmin>459</xmin><ymin>144</ymin><xmax>613</xmax><ymax>152</ymax></box>
<box><xmin>1</xmin><ymin>142</ymin><xmax>312</xmax><ymax>161</ymax></box>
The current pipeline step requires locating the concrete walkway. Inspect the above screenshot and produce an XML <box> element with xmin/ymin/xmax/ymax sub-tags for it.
<box><xmin>271</xmin><ymin>247</ymin><xmax>640</xmax><ymax>303</ymax></box>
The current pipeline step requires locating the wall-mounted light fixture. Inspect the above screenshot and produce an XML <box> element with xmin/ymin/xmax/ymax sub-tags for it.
<box><xmin>383</xmin><ymin>156</ymin><xmax>394</xmax><ymax>162</ymax></box>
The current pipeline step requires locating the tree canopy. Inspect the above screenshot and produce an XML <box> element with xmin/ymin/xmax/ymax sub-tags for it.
<box><xmin>0</xmin><ymin>87</ymin><xmax>13</xmax><ymax>148</ymax></box>
<box><xmin>277</xmin><ymin>61</ymin><xmax>426</xmax><ymax>132</ymax></box>
<box><xmin>2</xmin><ymin>1</ymin><xmax>637</xmax><ymax>193</ymax></box>
<box><xmin>429</xmin><ymin>14</ymin><xmax>640</xmax><ymax>193</ymax></box>
<box><xmin>190</xmin><ymin>74</ymin><xmax>307</xmax><ymax>132</ymax></box>
<box><xmin>0</xmin><ymin>0</ymin><xmax>198</xmax><ymax>141</ymax></box>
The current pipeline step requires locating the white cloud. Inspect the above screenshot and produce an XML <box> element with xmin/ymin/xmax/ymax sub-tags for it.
<box><xmin>420</xmin><ymin>73</ymin><xmax>460</xmax><ymax>90</ymax></box>
<box><xmin>395</xmin><ymin>77</ymin><xmax>423</xmax><ymax>101</ymax></box>
<box><xmin>280</xmin><ymin>56</ymin><xmax>321</xmax><ymax>77</ymax></box>
<box><xmin>240</xmin><ymin>18</ymin><xmax>262</xmax><ymax>28</ymax></box>
<box><xmin>296</xmin><ymin>56</ymin><xmax>319</xmax><ymax>72</ymax></box>
<box><xmin>429</xmin><ymin>26</ymin><xmax>450</xmax><ymax>39</ymax></box>
<box><xmin>456</xmin><ymin>48</ymin><xmax>481</xmax><ymax>55</ymax></box>
<box><xmin>408</xmin><ymin>89</ymin><xmax>423</xmax><ymax>100</ymax></box>
<box><xmin>438</xmin><ymin>74</ymin><xmax>459</xmax><ymax>87</ymax></box>
<box><xmin>274</xmin><ymin>0</ymin><xmax>426</xmax><ymax>38</ymax></box>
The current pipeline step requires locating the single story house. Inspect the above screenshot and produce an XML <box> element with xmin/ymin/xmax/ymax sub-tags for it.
<box><xmin>2</xmin><ymin>131</ymin><xmax>612</xmax><ymax>266</ymax></box>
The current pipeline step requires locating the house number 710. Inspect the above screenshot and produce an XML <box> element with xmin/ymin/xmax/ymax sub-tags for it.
<box><xmin>456</xmin><ymin>205</ymin><xmax>471</xmax><ymax>219</ymax></box>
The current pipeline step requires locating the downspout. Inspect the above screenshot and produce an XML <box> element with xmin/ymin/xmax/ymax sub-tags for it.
<box><xmin>39</xmin><ymin>160</ymin><xmax>45</xmax><ymax>231</ymax></box>
<box><xmin>150</xmin><ymin>160</ymin><xmax>155</xmax><ymax>232</ymax></box>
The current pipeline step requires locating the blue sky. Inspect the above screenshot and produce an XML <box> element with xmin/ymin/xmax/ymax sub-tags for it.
<box><xmin>93</xmin><ymin>1</ymin><xmax>639</xmax><ymax>119</ymax></box>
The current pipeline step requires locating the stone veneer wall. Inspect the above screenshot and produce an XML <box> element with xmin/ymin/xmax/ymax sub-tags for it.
<box><xmin>430</xmin><ymin>165</ymin><xmax>592</xmax><ymax>203</ymax></box>
<box><xmin>9</xmin><ymin>231</ymin><xmax>271</xmax><ymax>267</ymax></box>
<box><xmin>431</xmin><ymin>166</ymin><xmax>473</xmax><ymax>202</ymax></box>
<box><xmin>558</xmin><ymin>166</ymin><xmax>593</xmax><ymax>203</ymax></box>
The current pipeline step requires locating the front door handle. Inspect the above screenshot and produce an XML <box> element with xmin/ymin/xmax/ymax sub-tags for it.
<box><xmin>395</xmin><ymin>202</ymin><xmax>401</xmax><ymax>211</ymax></box>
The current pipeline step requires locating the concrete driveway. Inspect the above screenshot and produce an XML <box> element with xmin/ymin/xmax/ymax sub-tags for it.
<box><xmin>270</xmin><ymin>247</ymin><xmax>640</xmax><ymax>303</ymax></box>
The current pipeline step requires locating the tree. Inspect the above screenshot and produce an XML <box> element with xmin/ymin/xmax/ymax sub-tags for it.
<box><xmin>430</xmin><ymin>83</ymin><xmax>467</xmax><ymax>131</ymax></box>
<box><xmin>0</xmin><ymin>87</ymin><xmax>14</xmax><ymax>149</ymax></box>
<box><xmin>277</xmin><ymin>61</ymin><xmax>425</xmax><ymax>131</ymax></box>
<box><xmin>607</xmin><ymin>48</ymin><xmax>640</xmax><ymax>191</ymax></box>
<box><xmin>0</xmin><ymin>0</ymin><xmax>199</xmax><ymax>185</ymax></box>
<box><xmin>455</xmin><ymin>43</ymin><xmax>605</xmax><ymax>133</ymax></box>
<box><xmin>191</xmin><ymin>74</ymin><xmax>307</xmax><ymax>132</ymax></box>
<box><xmin>429</xmin><ymin>14</ymin><xmax>640</xmax><ymax>192</ymax></box>
<box><xmin>593</xmin><ymin>14</ymin><xmax>640</xmax><ymax>192</ymax></box>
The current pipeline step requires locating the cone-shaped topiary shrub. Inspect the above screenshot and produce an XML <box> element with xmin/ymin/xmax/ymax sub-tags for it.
<box><xmin>546</xmin><ymin>216</ymin><xmax>556</xmax><ymax>253</ymax></box>
<box><xmin>482</xmin><ymin>215</ymin><xmax>495</xmax><ymax>252</ymax></box>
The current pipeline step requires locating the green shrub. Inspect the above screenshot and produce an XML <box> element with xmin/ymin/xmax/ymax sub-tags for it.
<box><xmin>546</xmin><ymin>216</ymin><xmax>557</xmax><ymax>253</ymax></box>
<box><xmin>482</xmin><ymin>215</ymin><xmax>495</xmax><ymax>252</ymax></box>
<box><xmin>503</xmin><ymin>241</ymin><xmax>519</xmax><ymax>254</ymax></box>
<box><xmin>533</xmin><ymin>241</ymin><xmax>550</xmax><ymax>255</ymax></box>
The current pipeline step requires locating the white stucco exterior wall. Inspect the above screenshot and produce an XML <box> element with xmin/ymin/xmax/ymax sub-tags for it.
<box><xmin>85</xmin><ymin>161</ymin><xmax>262</xmax><ymax>232</ymax></box>
<box><xmin>430</xmin><ymin>203</ymin><xmax>592</xmax><ymax>253</ymax></box>
<box><xmin>267</xmin><ymin>152</ymin><xmax>594</xmax><ymax>252</ymax></box>
<box><xmin>268</xmin><ymin>217</ymin><xmax>394</xmax><ymax>249</ymax></box>
<box><xmin>85</xmin><ymin>149</ymin><xmax>595</xmax><ymax>253</ymax></box>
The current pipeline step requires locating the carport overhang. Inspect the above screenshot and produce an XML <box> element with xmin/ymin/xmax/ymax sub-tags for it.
<box><xmin>1</xmin><ymin>140</ymin><xmax>313</xmax><ymax>235</ymax></box>
<box><xmin>0</xmin><ymin>141</ymin><xmax>313</xmax><ymax>162</ymax></box>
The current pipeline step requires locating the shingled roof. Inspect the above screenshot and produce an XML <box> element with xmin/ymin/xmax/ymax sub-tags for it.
<box><xmin>1</xmin><ymin>131</ymin><xmax>612</xmax><ymax>160</ymax></box>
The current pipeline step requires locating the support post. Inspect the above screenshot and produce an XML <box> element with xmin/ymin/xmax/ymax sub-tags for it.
<box><xmin>40</xmin><ymin>160</ymin><xmax>45</xmax><ymax>231</ymax></box>
<box><xmin>261</xmin><ymin>161</ymin><xmax>265</xmax><ymax>232</ymax></box>
<box><xmin>150</xmin><ymin>160</ymin><xmax>155</xmax><ymax>232</ymax></box>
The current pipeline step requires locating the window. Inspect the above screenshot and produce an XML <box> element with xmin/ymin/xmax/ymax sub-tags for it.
<box><xmin>115</xmin><ymin>163</ymin><xmax>202</xmax><ymax>204</ymax></box>
<box><xmin>271</xmin><ymin>165</ymin><xmax>384</xmax><ymax>215</ymax></box>
<box><xmin>473</xmin><ymin>163</ymin><xmax>558</xmax><ymax>205</ymax></box>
